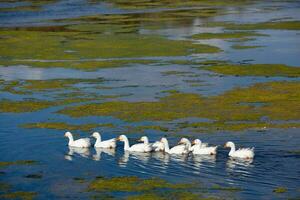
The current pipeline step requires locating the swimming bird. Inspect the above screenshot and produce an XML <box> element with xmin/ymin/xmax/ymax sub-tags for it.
<box><xmin>92</xmin><ymin>132</ymin><xmax>116</xmax><ymax>149</ymax></box>
<box><xmin>224</xmin><ymin>141</ymin><xmax>254</xmax><ymax>159</ymax></box>
<box><xmin>160</xmin><ymin>137</ymin><xmax>189</xmax><ymax>154</ymax></box>
<box><xmin>138</xmin><ymin>136</ymin><xmax>164</xmax><ymax>152</ymax></box>
<box><xmin>64</xmin><ymin>131</ymin><xmax>91</xmax><ymax>148</ymax></box>
<box><xmin>117</xmin><ymin>135</ymin><xmax>152</xmax><ymax>152</ymax></box>
<box><xmin>191</xmin><ymin>139</ymin><xmax>218</xmax><ymax>155</ymax></box>
<box><xmin>178</xmin><ymin>138</ymin><xmax>192</xmax><ymax>151</ymax></box>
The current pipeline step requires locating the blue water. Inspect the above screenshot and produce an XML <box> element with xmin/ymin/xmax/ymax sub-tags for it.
<box><xmin>1</xmin><ymin>0</ymin><xmax>300</xmax><ymax>199</ymax></box>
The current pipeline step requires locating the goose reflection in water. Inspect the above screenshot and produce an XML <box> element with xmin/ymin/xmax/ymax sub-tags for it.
<box><xmin>152</xmin><ymin>151</ymin><xmax>170</xmax><ymax>165</ymax></box>
<box><xmin>192</xmin><ymin>154</ymin><xmax>217</xmax><ymax>169</ymax></box>
<box><xmin>226</xmin><ymin>157</ymin><xmax>254</xmax><ymax>178</ymax></box>
<box><xmin>93</xmin><ymin>148</ymin><xmax>116</xmax><ymax>161</ymax></box>
<box><xmin>65</xmin><ymin>147</ymin><xmax>90</xmax><ymax>161</ymax></box>
<box><xmin>118</xmin><ymin>151</ymin><xmax>151</xmax><ymax>167</ymax></box>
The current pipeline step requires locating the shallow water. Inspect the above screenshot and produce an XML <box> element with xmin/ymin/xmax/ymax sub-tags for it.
<box><xmin>1</xmin><ymin>0</ymin><xmax>300</xmax><ymax>200</ymax></box>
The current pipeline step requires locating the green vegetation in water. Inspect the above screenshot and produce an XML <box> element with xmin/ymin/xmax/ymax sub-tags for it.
<box><xmin>100</xmin><ymin>0</ymin><xmax>252</xmax><ymax>10</ymax></box>
<box><xmin>191</xmin><ymin>31</ymin><xmax>267</xmax><ymax>40</ymax></box>
<box><xmin>273</xmin><ymin>187</ymin><xmax>287</xmax><ymax>193</ymax></box>
<box><xmin>88</xmin><ymin>176</ymin><xmax>193</xmax><ymax>192</ymax></box>
<box><xmin>202</xmin><ymin>63</ymin><xmax>300</xmax><ymax>77</ymax></box>
<box><xmin>21</xmin><ymin>122</ymin><xmax>114</xmax><ymax>131</ymax></box>
<box><xmin>0</xmin><ymin>183</ymin><xmax>11</xmax><ymax>191</ymax></box>
<box><xmin>58</xmin><ymin>81</ymin><xmax>300</xmax><ymax>132</ymax></box>
<box><xmin>0</xmin><ymin>0</ymin><xmax>57</xmax><ymax>12</ymax></box>
<box><xmin>205</xmin><ymin>20</ymin><xmax>300</xmax><ymax>30</ymax></box>
<box><xmin>0</xmin><ymin>191</ymin><xmax>37</xmax><ymax>200</ymax></box>
<box><xmin>125</xmin><ymin>125</ymin><xmax>169</xmax><ymax>133</ymax></box>
<box><xmin>0</xmin><ymin>160</ymin><xmax>37</xmax><ymax>168</ymax></box>
<box><xmin>125</xmin><ymin>191</ymin><xmax>206</xmax><ymax>200</ymax></box>
<box><xmin>211</xmin><ymin>185</ymin><xmax>243</xmax><ymax>192</ymax></box>
<box><xmin>0</xmin><ymin>30</ymin><xmax>220</xmax><ymax>61</ymax></box>
<box><xmin>0</xmin><ymin>78</ymin><xmax>104</xmax><ymax>93</ymax></box>
<box><xmin>231</xmin><ymin>44</ymin><xmax>263</xmax><ymax>49</ymax></box>
<box><xmin>1</xmin><ymin>60</ymin><xmax>156</xmax><ymax>71</ymax></box>
<box><xmin>87</xmin><ymin>176</ymin><xmax>211</xmax><ymax>200</ymax></box>
<box><xmin>288</xmin><ymin>150</ymin><xmax>300</xmax><ymax>155</ymax></box>
<box><xmin>161</xmin><ymin>71</ymin><xmax>193</xmax><ymax>76</ymax></box>
<box><xmin>0</xmin><ymin>100</ymin><xmax>54</xmax><ymax>113</ymax></box>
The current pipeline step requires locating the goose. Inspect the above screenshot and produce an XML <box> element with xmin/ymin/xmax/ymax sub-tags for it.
<box><xmin>224</xmin><ymin>141</ymin><xmax>254</xmax><ymax>159</ymax></box>
<box><xmin>160</xmin><ymin>137</ymin><xmax>189</xmax><ymax>154</ymax></box>
<box><xmin>92</xmin><ymin>132</ymin><xmax>116</xmax><ymax>149</ymax></box>
<box><xmin>139</xmin><ymin>136</ymin><xmax>164</xmax><ymax>152</ymax></box>
<box><xmin>117</xmin><ymin>135</ymin><xmax>152</xmax><ymax>152</ymax></box>
<box><xmin>64</xmin><ymin>132</ymin><xmax>91</xmax><ymax>148</ymax></box>
<box><xmin>191</xmin><ymin>139</ymin><xmax>218</xmax><ymax>155</ymax></box>
<box><xmin>178</xmin><ymin>138</ymin><xmax>192</xmax><ymax>151</ymax></box>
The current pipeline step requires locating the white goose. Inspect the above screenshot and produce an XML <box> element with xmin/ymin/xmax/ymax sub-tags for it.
<box><xmin>92</xmin><ymin>132</ymin><xmax>116</xmax><ymax>149</ymax></box>
<box><xmin>160</xmin><ymin>137</ymin><xmax>189</xmax><ymax>154</ymax></box>
<box><xmin>224</xmin><ymin>141</ymin><xmax>254</xmax><ymax>159</ymax></box>
<box><xmin>64</xmin><ymin>132</ymin><xmax>91</xmax><ymax>148</ymax></box>
<box><xmin>139</xmin><ymin>136</ymin><xmax>164</xmax><ymax>152</ymax></box>
<box><xmin>178</xmin><ymin>138</ymin><xmax>192</xmax><ymax>151</ymax></box>
<box><xmin>117</xmin><ymin>135</ymin><xmax>152</xmax><ymax>152</ymax></box>
<box><xmin>191</xmin><ymin>139</ymin><xmax>218</xmax><ymax>155</ymax></box>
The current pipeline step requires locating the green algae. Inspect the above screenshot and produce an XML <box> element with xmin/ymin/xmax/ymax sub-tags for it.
<box><xmin>0</xmin><ymin>78</ymin><xmax>104</xmax><ymax>95</ymax></box>
<box><xmin>205</xmin><ymin>20</ymin><xmax>300</xmax><ymax>30</ymax></box>
<box><xmin>0</xmin><ymin>59</ymin><xmax>156</xmax><ymax>71</ymax></box>
<box><xmin>273</xmin><ymin>187</ymin><xmax>287</xmax><ymax>193</ymax></box>
<box><xmin>126</xmin><ymin>192</ymin><xmax>204</xmax><ymax>200</ymax></box>
<box><xmin>191</xmin><ymin>31</ymin><xmax>267</xmax><ymax>40</ymax></box>
<box><xmin>58</xmin><ymin>81</ymin><xmax>300</xmax><ymax>132</ymax></box>
<box><xmin>88</xmin><ymin>176</ymin><xmax>193</xmax><ymax>192</ymax></box>
<box><xmin>0</xmin><ymin>100</ymin><xmax>54</xmax><ymax>113</ymax></box>
<box><xmin>202</xmin><ymin>63</ymin><xmax>300</xmax><ymax>77</ymax></box>
<box><xmin>101</xmin><ymin>0</ymin><xmax>251</xmax><ymax>10</ymax></box>
<box><xmin>211</xmin><ymin>185</ymin><xmax>243</xmax><ymax>192</ymax></box>
<box><xmin>161</xmin><ymin>71</ymin><xmax>193</xmax><ymax>76</ymax></box>
<box><xmin>125</xmin><ymin>125</ymin><xmax>169</xmax><ymax>133</ymax></box>
<box><xmin>0</xmin><ymin>191</ymin><xmax>37</xmax><ymax>200</ymax></box>
<box><xmin>0</xmin><ymin>30</ymin><xmax>220</xmax><ymax>62</ymax></box>
<box><xmin>0</xmin><ymin>160</ymin><xmax>37</xmax><ymax>168</ymax></box>
<box><xmin>21</xmin><ymin>122</ymin><xmax>114</xmax><ymax>131</ymax></box>
<box><xmin>0</xmin><ymin>183</ymin><xmax>11</xmax><ymax>191</ymax></box>
<box><xmin>0</xmin><ymin>0</ymin><xmax>57</xmax><ymax>12</ymax></box>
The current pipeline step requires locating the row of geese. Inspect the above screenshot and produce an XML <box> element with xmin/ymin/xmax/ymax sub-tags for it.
<box><xmin>64</xmin><ymin>132</ymin><xmax>255</xmax><ymax>159</ymax></box>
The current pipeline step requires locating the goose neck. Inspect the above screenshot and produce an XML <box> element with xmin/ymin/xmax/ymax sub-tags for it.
<box><xmin>123</xmin><ymin>136</ymin><xmax>130</xmax><ymax>151</ymax></box>
<box><xmin>229</xmin><ymin>143</ymin><xmax>236</xmax><ymax>156</ymax></box>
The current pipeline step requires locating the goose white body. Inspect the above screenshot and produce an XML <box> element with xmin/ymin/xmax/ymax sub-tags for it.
<box><xmin>64</xmin><ymin>132</ymin><xmax>91</xmax><ymax>148</ymax></box>
<box><xmin>225</xmin><ymin>141</ymin><xmax>254</xmax><ymax>159</ymax></box>
<box><xmin>118</xmin><ymin>135</ymin><xmax>152</xmax><ymax>152</ymax></box>
<box><xmin>92</xmin><ymin>132</ymin><xmax>116</xmax><ymax>148</ymax></box>
<box><xmin>191</xmin><ymin>139</ymin><xmax>217</xmax><ymax>155</ymax></box>
<box><xmin>161</xmin><ymin>137</ymin><xmax>189</xmax><ymax>154</ymax></box>
<box><xmin>139</xmin><ymin>136</ymin><xmax>164</xmax><ymax>152</ymax></box>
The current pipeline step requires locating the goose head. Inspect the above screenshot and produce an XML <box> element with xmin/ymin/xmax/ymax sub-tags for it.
<box><xmin>92</xmin><ymin>132</ymin><xmax>100</xmax><ymax>138</ymax></box>
<box><xmin>160</xmin><ymin>137</ymin><xmax>168</xmax><ymax>144</ymax></box>
<box><xmin>178</xmin><ymin>137</ymin><xmax>190</xmax><ymax>145</ymax></box>
<box><xmin>117</xmin><ymin>135</ymin><xmax>127</xmax><ymax>142</ymax></box>
<box><xmin>138</xmin><ymin>136</ymin><xmax>149</xmax><ymax>143</ymax></box>
<box><xmin>192</xmin><ymin>139</ymin><xmax>201</xmax><ymax>145</ymax></box>
<box><xmin>224</xmin><ymin>141</ymin><xmax>235</xmax><ymax>148</ymax></box>
<box><xmin>64</xmin><ymin>131</ymin><xmax>72</xmax><ymax>138</ymax></box>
